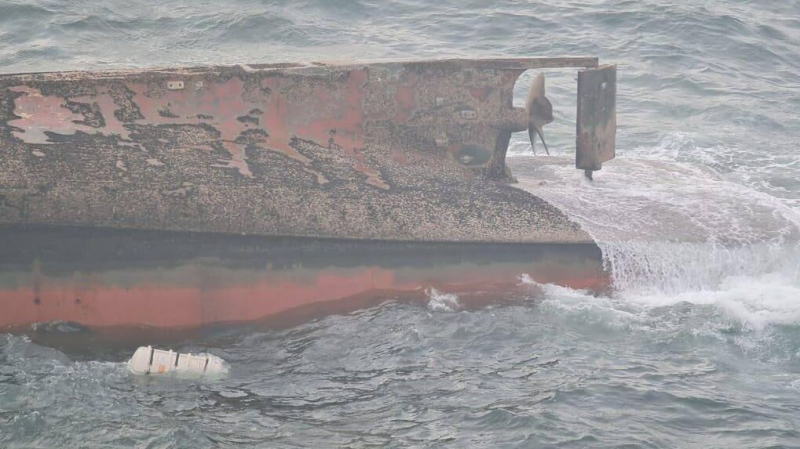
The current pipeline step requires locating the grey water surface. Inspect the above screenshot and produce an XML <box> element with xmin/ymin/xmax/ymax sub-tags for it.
<box><xmin>2</xmin><ymin>0</ymin><xmax>800</xmax><ymax>447</ymax></box>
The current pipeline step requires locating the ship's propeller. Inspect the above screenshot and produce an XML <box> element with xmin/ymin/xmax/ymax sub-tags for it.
<box><xmin>526</xmin><ymin>72</ymin><xmax>553</xmax><ymax>156</ymax></box>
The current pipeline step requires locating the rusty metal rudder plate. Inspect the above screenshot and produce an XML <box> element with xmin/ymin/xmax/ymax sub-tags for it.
<box><xmin>576</xmin><ymin>64</ymin><xmax>616</xmax><ymax>171</ymax></box>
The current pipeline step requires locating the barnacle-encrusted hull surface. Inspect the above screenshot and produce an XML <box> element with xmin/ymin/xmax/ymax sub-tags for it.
<box><xmin>0</xmin><ymin>58</ymin><xmax>600</xmax><ymax>243</ymax></box>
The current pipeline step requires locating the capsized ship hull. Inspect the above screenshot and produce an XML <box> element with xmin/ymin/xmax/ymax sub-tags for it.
<box><xmin>0</xmin><ymin>58</ymin><xmax>616</xmax><ymax>331</ymax></box>
<box><xmin>0</xmin><ymin>58</ymin><xmax>616</xmax><ymax>243</ymax></box>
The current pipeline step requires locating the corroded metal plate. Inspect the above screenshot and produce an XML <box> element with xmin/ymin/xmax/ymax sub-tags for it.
<box><xmin>0</xmin><ymin>58</ymin><xmax>601</xmax><ymax>243</ymax></box>
<box><xmin>576</xmin><ymin>64</ymin><xmax>616</xmax><ymax>171</ymax></box>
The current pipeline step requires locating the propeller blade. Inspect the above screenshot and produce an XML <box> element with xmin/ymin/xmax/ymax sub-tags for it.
<box><xmin>526</xmin><ymin>73</ymin><xmax>554</xmax><ymax>156</ymax></box>
<box><xmin>534</xmin><ymin>124</ymin><xmax>550</xmax><ymax>156</ymax></box>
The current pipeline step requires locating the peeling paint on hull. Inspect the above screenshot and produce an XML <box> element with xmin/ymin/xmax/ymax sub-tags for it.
<box><xmin>0</xmin><ymin>58</ymin><xmax>604</xmax><ymax>244</ymax></box>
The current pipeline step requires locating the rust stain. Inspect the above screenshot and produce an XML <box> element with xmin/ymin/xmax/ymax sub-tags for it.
<box><xmin>354</xmin><ymin>162</ymin><xmax>390</xmax><ymax>190</ymax></box>
<box><xmin>7</xmin><ymin>72</ymin><xmax>383</xmax><ymax>182</ymax></box>
<box><xmin>73</xmin><ymin>88</ymin><xmax>136</xmax><ymax>144</ymax></box>
<box><xmin>127</xmin><ymin>77</ymin><xmax>256</xmax><ymax>177</ymax></box>
<box><xmin>469</xmin><ymin>87</ymin><xmax>493</xmax><ymax>102</ymax></box>
<box><xmin>392</xmin><ymin>85</ymin><xmax>417</xmax><ymax>124</ymax></box>
<box><xmin>392</xmin><ymin>150</ymin><xmax>409</xmax><ymax>165</ymax></box>
<box><xmin>9</xmin><ymin>86</ymin><xmax>91</xmax><ymax>144</ymax></box>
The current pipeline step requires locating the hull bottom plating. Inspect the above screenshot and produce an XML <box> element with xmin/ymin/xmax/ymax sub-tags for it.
<box><xmin>0</xmin><ymin>225</ymin><xmax>608</xmax><ymax>336</ymax></box>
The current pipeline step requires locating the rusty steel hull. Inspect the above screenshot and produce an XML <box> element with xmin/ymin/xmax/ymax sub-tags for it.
<box><xmin>0</xmin><ymin>58</ymin><xmax>617</xmax><ymax>332</ymax></box>
<box><xmin>0</xmin><ymin>58</ymin><xmax>602</xmax><ymax>244</ymax></box>
<box><xmin>0</xmin><ymin>225</ymin><xmax>608</xmax><ymax>333</ymax></box>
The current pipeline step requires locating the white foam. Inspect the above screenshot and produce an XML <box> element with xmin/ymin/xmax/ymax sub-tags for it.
<box><xmin>514</xmin><ymin>156</ymin><xmax>799</xmax><ymax>245</ymax></box>
<box><xmin>425</xmin><ymin>288</ymin><xmax>460</xmax><ymax>312</ymax></box>
<box><xmin>509</xmin><ymin>133</ymin><xmax>800</xmax><ymax>332</ymax></box>
<box><xmin>524</xmin><ymin>271</ymin><xmax>800</xmax><ymax>334</ymax></box>
<box><xmin>510</xmin><ymin>145</ymin><xmax>800</xmax><ymax>293</ymax></box>
<box><xmin>520</xmin><ymin>278</ymin><xmax>645</xmax><ymax>330</ymax></box>
<box><xmin>624</xmin><ymin>273</ymin><xmax>800</xmax><ymax>331</ymax></box>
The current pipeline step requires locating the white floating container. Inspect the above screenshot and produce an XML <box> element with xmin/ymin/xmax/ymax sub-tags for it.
<box><xmin>127</xmin><ymin>346</ymin><xmax>228</xmax><ymax>378</ymax></box>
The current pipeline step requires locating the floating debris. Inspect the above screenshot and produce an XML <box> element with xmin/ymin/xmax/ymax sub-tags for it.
<box><xmin>127</xmin><ymin>346</ymin><xmax>229</xmax><ymax>379</ymax></box>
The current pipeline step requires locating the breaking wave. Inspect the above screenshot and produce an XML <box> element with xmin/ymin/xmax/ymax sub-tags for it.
<box><xmin>511</xmin><ymin>132</ymin><xmax>800</xmax><ymax>332</ymax></box>
<box><xmin>425</xmin><ymin>288</ymin><xmax>461</xmax><ymax>312</ymax></box>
